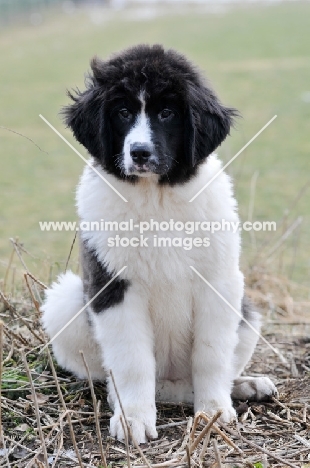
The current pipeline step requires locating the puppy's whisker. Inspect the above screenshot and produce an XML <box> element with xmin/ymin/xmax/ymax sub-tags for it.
<box><xmin>164</xmin><ymin>166</ymin><xmax>171</xmax><ymax>184</ymax></box>
<box><xmin>170</xmin><ymin>156</ymin><xmax>179</xmax><ymax>165</ymax></box>
<box><xmin>114</xmin><ymin>153</ymin><xmax>126</xmax><ymax>175</ymax></box>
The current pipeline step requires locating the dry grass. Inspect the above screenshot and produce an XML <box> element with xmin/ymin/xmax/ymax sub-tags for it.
<box><xmin>0</xmin><ymin>242</ymin><xmax>310</xmax><ymax>467</ymax></box>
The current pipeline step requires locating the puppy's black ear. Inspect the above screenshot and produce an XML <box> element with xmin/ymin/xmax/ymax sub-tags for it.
<box><xmin>186</xmin><ymin>82</ymin><xmax>239</xmax><ymax>166</ymax></box>
<box><xmin>62</xmin><ymin>57</ymin><xmax>112</xmax><ymax>160</ymax></box>
<box><xmin>62</xmin><ymin>84</ymin><xmax>104</xmax><ymax>160</ymax></box>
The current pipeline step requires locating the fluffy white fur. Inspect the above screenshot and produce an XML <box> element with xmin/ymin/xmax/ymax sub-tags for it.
<box><xmin>42</xmin><ymin>271</ymin><xmax>104</xmax><ymax>380</ymax></box>
<box><xmin>42</xmin><ymin>154</ymin><xmax>276</xmax><ymax>443</ymax></box>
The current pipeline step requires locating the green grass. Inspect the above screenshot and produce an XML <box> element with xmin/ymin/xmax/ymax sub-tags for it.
<box><xmin>0</xmin><ymin>2</ymin><xmax>310</xmax><ymax>286</ymax></box>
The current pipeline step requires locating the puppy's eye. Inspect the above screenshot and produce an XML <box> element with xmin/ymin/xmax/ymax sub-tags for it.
<box><xmin>159</xmin><ymin>109</ymin><xmax>174</xmax><ymax>121</ymax></box>
<box><xmin>119</xmin><ymin>108</ymin><xmax>132</xmax><ymax>120</ymax></box>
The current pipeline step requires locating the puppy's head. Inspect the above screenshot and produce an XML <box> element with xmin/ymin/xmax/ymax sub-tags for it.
<box><xmin>63</xmin><ymin>44</ymin><xmax>238</xmax><ymax>184</ymax></box>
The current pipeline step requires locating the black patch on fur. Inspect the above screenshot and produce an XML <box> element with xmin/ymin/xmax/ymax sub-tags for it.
<box><xmin>81</xmin><ymin>240</ymin><xmax>130</xmax><ymax>313</ymax></box>
<box><xmin>62</xmin><ymin>44</ymin><xmax>238</xmax><ymax>186</ymax></box>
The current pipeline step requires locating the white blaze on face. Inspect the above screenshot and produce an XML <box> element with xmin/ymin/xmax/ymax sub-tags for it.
<box><xmin>123</xmin><ymin>92</ymin><xmax>154</xmax><ymax>173</ymax></box>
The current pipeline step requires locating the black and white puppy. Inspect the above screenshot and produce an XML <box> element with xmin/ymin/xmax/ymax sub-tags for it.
<box><xmin>42</xmin><ymin>44</ymin><xmax>276</xmax><ymax>444</ymax></box>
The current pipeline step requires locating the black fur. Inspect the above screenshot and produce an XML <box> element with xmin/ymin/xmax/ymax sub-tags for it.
<box><xmin>63</xmin><ymin>44</ymin><xmax>238</xmax><ymax>185</ymax></box>
<box><xmin>81</xmin><ymin>240</ymin><xmax>130</xmax><ymax>313</ymax></box>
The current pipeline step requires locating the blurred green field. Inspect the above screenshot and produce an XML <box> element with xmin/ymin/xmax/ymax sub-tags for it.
<box><xmin>0</xmin><ymin>2</ymin><xmax>309</xmax><ymax>287</ymax></box>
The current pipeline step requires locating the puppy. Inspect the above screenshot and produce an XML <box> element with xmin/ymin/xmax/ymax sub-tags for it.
<box><xmin>42</xmin><ymin>44</ymin><xmax>276</xmax><ymax>443</ymax></box>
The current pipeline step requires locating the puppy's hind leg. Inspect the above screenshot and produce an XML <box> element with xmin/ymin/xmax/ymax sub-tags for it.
<box><xmin>233</xmin><ymin>296</ymin><xmax>261</xmax><ymax>379</ymax></box>
<box><xmin>41</xmin><ymin>271</ymin><xmax>105</xmax><ymax>380</ymax></box>
<box><xmin>232</xmin><ymin>296</ymin><xmax>277</xmax><ymax>401</ymax></box>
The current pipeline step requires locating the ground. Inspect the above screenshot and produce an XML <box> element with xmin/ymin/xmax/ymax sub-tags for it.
<box><xmin>0</xmin><ymin>249</ymin><xmax>309</xmax><ymax>467</ymax></box>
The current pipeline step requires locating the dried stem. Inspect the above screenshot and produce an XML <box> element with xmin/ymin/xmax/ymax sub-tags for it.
<box><xmin>2</xmin><ymin>322</ymin><xmax>28</xmax><ymax>346</ymax></box>
<box><xmin>212</xmin><ymin>438</ymin><xmax>223</xmax><ymax>468</ymax></box>
<box><xmin>51</xmin><ymin>418</ymin><xmax>64</xmax><ymax>468</ymax></box>
<box><xmin>186</xmin><ymin>410</ymin><xmax>222</xmax><ymax>458</ymax></box>
<box><xmin>156</xmin><ymin>420</ymin><xmax>188</xmax><ymax>430</ymax></box>
<box><xmin>189</xmin><ymin>412</ymin><xmax>200</xmax><ymax>444</ymax></box>
<box><xmin>24</xmin><ymin>271</ymin><xmax>47</xmax><ymax>290</ymax></box>
<box><xmin>9</xmin><ymin>238</ymin><xmax>42</xmax><ymax>301</ymax></box>
<box><xmin>120</xmin><ymin>415</ymin><xmax>131</xmax><ymax>468</ymax></box>
<box><xmin>2</xmin><ymin>339</ymin><xmax>14</xmax><ymax>365</ymax></box>
<box><xmin>199</xmin><ymin>428</ymin><xmax>211</xmax><ymax>462</ymax></box>
<box><xmin>0</xmin><ymin>125</ymin><xmax>49</xmax><ymax>154</ymax></box>
<box><xmin>65</xmin><ymin>231</ymin><xmax>78</xmax><ymax>273</ymax></box>
<box><xmin>185</xmin><ymin>445</ymin><xmax>191</xmax><ymax>468</ymax></box>
<box><xmin>24</xmin><ymin>273</ymin><xmax>41</xmax><ymax>313</ymax></box>
<box><xmin>47</xmin><ymin>348</ymin><xmax>84</xmax><ymax>468</ymax></box>
<box><xmin>0</xmin><ymin>290</ymin><xmax>44</xmax><ymax>344</ymax></box>
<box><xmin>21</xmin><ymin>349</ymin><xmax>48</xmax><ymax>467</ymax></box>
<box><xmin>3</xmin><ymin>248</ymin><xmax>15</xmax><ymax>295</ymax></box>
<box><xmin>199</xmin><ymin>412</ymin><xmax>242</xmax><ymax>454</ymax></box>
<box><xmin>80</xmin><ymin>350</ymin><xmax>107</xmax><ymax>468</ymax></box>
<box><xmin>218</xmin><ymin>420</ymin><xmax>299</xmax><ymax>468</ymax></box>
<box><xmin>175</xmin><ymin>417</ymin><xmax>193</xmax><ymax>456</ymax></box>
<box><xmin>9</xmin><ymin>238</ymin><xmax>29</xmax><ymax>272</ymax></box>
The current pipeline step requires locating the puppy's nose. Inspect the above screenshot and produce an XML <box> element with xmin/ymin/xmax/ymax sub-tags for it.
<box><xmin>130</xmin><ymin>143</ymin><xmax>152</xmax><ymax>165</ymax></box>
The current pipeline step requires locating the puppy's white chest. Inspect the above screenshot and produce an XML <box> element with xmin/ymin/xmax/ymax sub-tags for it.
<box><xmin>149</xmin><ymin>276</ymin><xmax>193</xmax><ymax>380</ymax></box>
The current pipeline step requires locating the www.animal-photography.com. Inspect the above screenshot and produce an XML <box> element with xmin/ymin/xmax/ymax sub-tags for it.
<box><xmin>0</xmin><ymin>1</ymin><xmax>309</xmax><ymax>467</ymax></box>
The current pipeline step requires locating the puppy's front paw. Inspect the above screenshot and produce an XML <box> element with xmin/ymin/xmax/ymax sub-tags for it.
<box><xmin>196</xmin><ymin>400</ymin><xmax>237</xmax><ymax>424</ymax></box>
<box><xmin>209</xmin><ymin>404</ymin><xmax>236</xmax><ymax>424</ymax></box>
<box><xmin>217</xmin><ymin>405</ymin><xmax>237</xmax><ymax>423</ymax></box>
<box><xmin>110</xmin><ymin>407</ymin><xmax>158</xmax><ymax>444</ymax></box>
